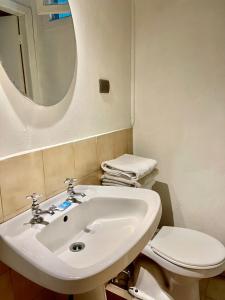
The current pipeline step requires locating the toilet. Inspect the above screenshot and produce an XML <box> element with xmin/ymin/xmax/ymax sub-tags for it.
<box><xmin>138</xmin><ymin>226</ymin><xmax>225</xmax><ymax>300</ymax></box>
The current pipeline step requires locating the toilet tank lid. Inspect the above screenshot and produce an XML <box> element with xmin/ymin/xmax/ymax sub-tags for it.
<box><xmin>150</xmin><ymin>227</ymin><xmax>225</xmax><ymax>269</ymax></box>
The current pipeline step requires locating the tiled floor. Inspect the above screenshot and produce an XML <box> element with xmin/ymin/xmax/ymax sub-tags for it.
<box><xmin>200</xmin><ymin>276</ymin><xmax>225</xmax><ymax>300</ymax></box>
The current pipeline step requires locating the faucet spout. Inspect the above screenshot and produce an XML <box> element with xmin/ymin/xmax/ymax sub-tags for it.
<box><xmin>26</xmin><ymin>194</ymin><xmax>56</xmax><ymax>225</ymax></box>
<box><xmin>35</xmin><ymin>208</ymin><xmax>55</xmax><ymax>216</ymax></box>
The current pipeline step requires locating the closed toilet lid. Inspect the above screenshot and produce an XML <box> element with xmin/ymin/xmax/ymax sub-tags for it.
<box><xmin>151</xmin><ymin>227</ymin><xmax>225</xmax><ymax>269</ymax></box>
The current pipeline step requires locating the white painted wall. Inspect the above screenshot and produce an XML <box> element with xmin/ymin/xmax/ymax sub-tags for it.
<box><xmin>134</xmin><ymin>0</ymin><xmax>225</xmax><ymax>244</ymax></box>
<box><xmin>0</xmin><ymin>0</ymin><xmax>131</xmax><ymax>158</ymax></box>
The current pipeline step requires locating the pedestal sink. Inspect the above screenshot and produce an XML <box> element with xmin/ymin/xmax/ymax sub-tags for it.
<box><xmin>0</xmin><ymin>186</ymin><xmax>161</xmax><ymax>300</ymax></box>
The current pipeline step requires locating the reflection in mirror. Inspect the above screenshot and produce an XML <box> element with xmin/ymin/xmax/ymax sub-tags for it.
<box><xmin>0</xmin><ymin>0</ymin><xmax>76</xmax><ymax>106</ymax></box>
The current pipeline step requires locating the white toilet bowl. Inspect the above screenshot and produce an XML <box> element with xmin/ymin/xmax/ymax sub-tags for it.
<box><xmin>141</xmin><ymin>226</ymin><xmax>225</xmax><ymax>300</ymax></box>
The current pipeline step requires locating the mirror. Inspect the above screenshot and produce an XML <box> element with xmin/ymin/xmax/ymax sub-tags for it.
<box><xmin>0</xmin><ymin>0</ymin><xmax>76</xmax><ymax>106</ymax></box>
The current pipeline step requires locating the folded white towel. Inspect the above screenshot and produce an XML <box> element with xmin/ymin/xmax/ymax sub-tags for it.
<box><xmin>101</xmin><ymin>178</ymin><xmax>156</xmax><ymax>188</ymax></box>
<box><xmin>102</xmin><ymin>182</ymin><xmax>128</xmax><ymax>187</ymax></box>
<box><xmin>101</xmin><ymin>169</ymin><xmax>159</xmax><ymax>188</ymax></box>
<box><xmin>101</xmin><ymin>179</ymin><xmax>132</xmax><ymax>187</ymax></box>
<box><xmin>138</xmin><ymin>168</ymin><xmax>159</xmax><ymax>187</ymax></box>
<box><xmin>101</xmin><ymin>154</ymin><xmax>157</xmax><ymax>180</ymax></box>
<box><xmin>101</xmin><ymin>173</ymin><xmax>141</xmax><ymax>187</ymax></box>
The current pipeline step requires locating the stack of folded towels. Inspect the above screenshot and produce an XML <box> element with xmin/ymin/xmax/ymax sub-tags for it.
<box><xmin>101</xmin><ymin>154</ymin><xmax>158</xmax><ymax>188</ymax></box>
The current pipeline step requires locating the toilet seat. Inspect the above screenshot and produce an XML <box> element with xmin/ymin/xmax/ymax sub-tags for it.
<box><xmin>150</xmin><ymin>227</ymin><xmax>225</xmax><ymax>269</ymax></box>
<box><xmin>141</xmin><ymin>227</ymin><xmax>225</xmax><ymax>299</ymax></box>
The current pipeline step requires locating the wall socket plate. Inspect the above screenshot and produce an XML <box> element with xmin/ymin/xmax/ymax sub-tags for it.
<box><xmin>99</xmin><ymin>79</ymin><xmax>110</xmax><ymax>93</ymax></box>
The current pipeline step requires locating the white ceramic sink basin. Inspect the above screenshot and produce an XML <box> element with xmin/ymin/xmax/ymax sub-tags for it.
<box><xmin>0</xmin><ymin>186</ymin><xmax>161</xmax><ymax>299</ymax></box>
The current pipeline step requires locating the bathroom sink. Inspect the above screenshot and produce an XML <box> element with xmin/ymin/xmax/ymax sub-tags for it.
<box><xmin>0</xmin><ymin>186</ymin><xmax>161</xmax><ymax>298</ymax></box>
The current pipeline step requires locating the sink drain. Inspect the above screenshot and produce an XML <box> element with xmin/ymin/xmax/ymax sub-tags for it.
<box><xmin>69</xmin><ymin>242</ymin><xmax>85</xmax><ymax>252</ymax></box>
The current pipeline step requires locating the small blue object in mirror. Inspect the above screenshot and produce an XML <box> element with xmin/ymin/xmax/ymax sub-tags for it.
<box><xmin>50</xmin><ymin>12</ymin><xmax>72</xmax><ymax>21</ymax></box>
<box><xmin>44</xmin><ymin>0</ymin><xmax>69</xmax><ymax>5</ymax></box>
<box><xmin>44</xmin><ymin>0</ymin><xmax>72</xmax><ymax>21</ymax></box>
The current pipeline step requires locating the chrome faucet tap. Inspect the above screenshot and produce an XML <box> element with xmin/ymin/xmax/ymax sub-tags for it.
<box><xmin>26</xmin><ymin>193</ymin><xmax>56</xmax><ymax>225</ymax></box>
<box><xmin>64</xmin><ymin>178</ymin><xmax>85</xmax><ymax>203</ymax></box>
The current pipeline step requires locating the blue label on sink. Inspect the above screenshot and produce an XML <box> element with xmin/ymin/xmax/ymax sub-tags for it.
<box><xmin>58</xmin><ymin>201</ymin><xmax>72</xmax><ymax>211</ymax></box>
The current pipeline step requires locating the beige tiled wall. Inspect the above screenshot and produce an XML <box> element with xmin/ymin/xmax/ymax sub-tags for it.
<box><xmin>113</xmin><ymin>129</ymin><xmax>130</xmax><ymax>158</ymax></box>
<box><xmin>43</xmin><ymin>143</ymin><xmax>75</xmax><ymax>198</ymax></box>
<box><xmin>96</xmin><ymin>128</ymin><xmax>133</xmax><ymax>165</ymax></box>
<box><xmin>0</xmin><ymin>152</ymin><xmax>46</xmax><ymax>221</ymax></box>
<box><xmin>74</xmin><ymin>137</ymin><xmax>98</xmax><ymax>179</ymax></box>
<box><xmin>127</xmin><ymin>128</ymin><xmax>133</xmax><ymax>154</ymax></box>
<box><xmin>0</xmin><ymin>128</ymin><xmax>132</xmax><ymax>222</ymax></box>
<box><xmin>78</xmin><ymin>170</ymin><xmax>103</xmax><ymax>186</ymax></box>
<box><xmin>97</xmin><ymin>132</ymin><xmax>116</xmax><ymax>164</ymax></box>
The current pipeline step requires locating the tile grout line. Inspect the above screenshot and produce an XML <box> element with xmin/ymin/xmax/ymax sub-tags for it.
<box><xmin>41</xmin><ymin>150</ymin><xmax>47</xmax><ymax>202</ymax></box>
<box><xmin>0</xmin><ymin>162</ymin><xmax>7</xmax><ymax>222</ymax></box>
